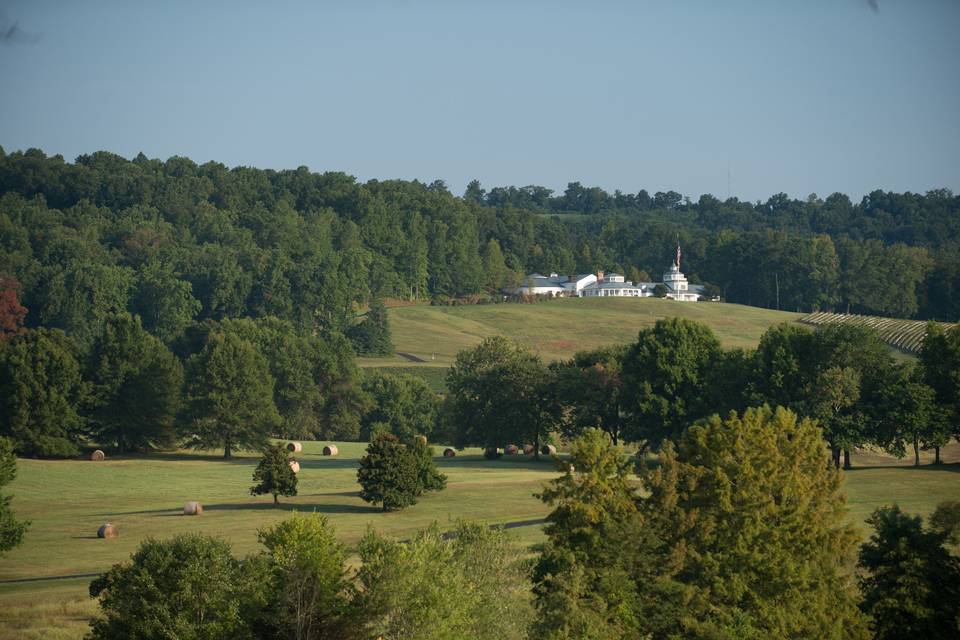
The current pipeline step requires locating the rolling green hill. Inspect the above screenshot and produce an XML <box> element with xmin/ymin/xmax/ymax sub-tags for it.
<box><xmin>358</xmin><ymin>297</ymin><xmax>804</xmax><ymax>373</ymax></box>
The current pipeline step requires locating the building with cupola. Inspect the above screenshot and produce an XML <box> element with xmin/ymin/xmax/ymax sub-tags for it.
<box><xmin>515</xmin><ymin>244</ymin><xmax>705</xmax><ymax>302</ymax></box>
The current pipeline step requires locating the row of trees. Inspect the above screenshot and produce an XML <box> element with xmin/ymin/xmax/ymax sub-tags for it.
<box><xmin>444</xmin><ymin>320</ymin><xmax>960</xmax><ymax>467</ymax></box>
<box><xmin>87</xmin><ymin>514</ymin><xmax>530</xmax><ymax>640</ymax></box>
<box><xmin>0</xmin><ymin>313</ymin><xmax>420</xmax><ymax>458</ymax></box>
<box><xmin>1</xmin><ymin>149</ymin><xmax>958</xmax><ymax>337</ymax></box>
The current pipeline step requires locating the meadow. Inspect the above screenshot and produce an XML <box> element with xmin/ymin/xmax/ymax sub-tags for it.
<box><xmin>2</xmin><ymin>440</ymin><xmax>958</xmax><ymax>639</ymax></box>
<box><xmin>358</xmin><ymin>297</ymin><xmax>804</xmax><ymax>376</ymax></box>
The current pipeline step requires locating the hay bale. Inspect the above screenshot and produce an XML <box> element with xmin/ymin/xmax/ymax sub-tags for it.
<box><xmin>415</xmin><ymin>435</ymin><xmax>428</xmax><ymax>446</ymax></box>
<box><xmin>541</xmin><ymin>444</ymin><xmax>557</xmax><ymax>456</ymax></box>
<box><xmin>90</xmin><ymin>449</ymin><xmax>106</xmax><ymax>461</ymax></box>
<box><xmin>97</xmin><ymin>523</ymin><xmax>118</xmax><ymax>539</ymax></box>
<box><xmin>183</xmin><ymin>501</ymin><xmax>203</xmax><ymax>516</ymax></box>
<box><xmin>286</xmin><ymin>442</ymin><xmax>302</xmax><ymax>453</ymax></box>
<box><xmin>443</xmin><ymin>447</ymin><xmax>456</xmax><ymax>457</ymax></box>
<box><xmin>322</xmin><ymin>444</ymin><xmax>338</xmax><ymax>456</ymax></box>
<box><xmin>504</xmin><ymin>444</ymin><xmax>519</xmax><ymax>455</ymax></box>
<box><xmin>288</xmin><ymin>460</ymin><xmax>301</xmax><ymax>474</ymax></box>
<box><xmin>522</xmin><ymin>444</ymin><xmax>535</xmax><ymax>455</ymax></box>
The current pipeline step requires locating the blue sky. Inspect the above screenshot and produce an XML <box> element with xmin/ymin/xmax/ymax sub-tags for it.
<box><xmin>1</xmin><ymin>1</ymin><xmax>958</xmax><ymax>202</ymax></box>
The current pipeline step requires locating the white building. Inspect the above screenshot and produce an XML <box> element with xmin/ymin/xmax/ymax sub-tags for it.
<box><xmin>515</xmin><ymin>272</ymin><xmax>597</xmax><ymax>296</ymax></box>
<box><xmin>516</xmin><ymin>245</ymin><xmax>705</xmax><ymax>302</ymax></box>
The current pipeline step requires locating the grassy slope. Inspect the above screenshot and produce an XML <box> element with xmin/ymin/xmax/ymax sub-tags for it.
<box><xmin>3</xmin><ymin>441</ymin><xmax>959</xmax><ymax>639</ymax></box>
<box><xmin>358</xmin><ymin>297</ymin><xmax>804</xmax><ymax>370</ymax></box>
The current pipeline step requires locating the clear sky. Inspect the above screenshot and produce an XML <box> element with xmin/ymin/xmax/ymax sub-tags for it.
<box><xmin>1</xmin><ymin>1</ymin><xmax>958</xmax><ymax>203</ymax></box>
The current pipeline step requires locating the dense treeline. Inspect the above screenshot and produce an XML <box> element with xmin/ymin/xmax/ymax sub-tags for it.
<box><xmin>445</xmin><ymin>319</ymin><xmax>960</xmax><ymax>469</ymax></box>
<box><xmin>1</xmin><ymin>147</ymin><xmax>958</xmax><ymax>330</ymax></box>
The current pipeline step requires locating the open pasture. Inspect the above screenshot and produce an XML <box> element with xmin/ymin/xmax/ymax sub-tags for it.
<box><xmin>2</xmin><ymin>440</ymin><xmax>959</xmax><ymax>638</ymax></box>
<box><xmin>357</xmin><ymin>297</ymin><xmax>804</xmax><ymax>370</ymax></box>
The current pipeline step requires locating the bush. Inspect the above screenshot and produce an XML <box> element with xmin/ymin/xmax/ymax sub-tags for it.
<box><xmin>410</xmin><ymin>437</ymin><xmax>446</xmax><ymax>492</ymax></box>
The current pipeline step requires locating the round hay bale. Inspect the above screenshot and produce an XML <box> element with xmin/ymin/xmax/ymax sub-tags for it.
<box><xmin>183</xmin><ymin>501</ymin><xmax>203</xmax><ymax>516</ymax></box>
<box><xmin>90</xmin><ymin>449</ymin><xmax>106</xmax><ymax>461</ymax></box>
<box><xmin>288</xmin><ymin>460</ymin><xmax>301</xmax><ymax>474</ymax></box>
<box><xmin>97</xmin><ymin>523</ymin><xmax>118</xmax><ymax>539</ymax></box>
<box><xmin>443</xmin><ymin>447</ymin><xmax>456</xmax><ymax>457</ymax></box>
<box><xmin>286</xmin><ymin>442</ymin><xmax>302</xmax><ymax>453</ymax></box>
<box><xmin>415</xmin><ymin>435</ymin><xmax>428</xmax><ymax>446</ymax></box>
<box><xmin>322</xmin><ymin>444</ymin><xmax>338</xmax><ymax>456</ymax></box>
<box><xmin>504</xmin><ymin>444</ymin><xmax>519</xmax><ymax>455</ymax></box>
<box><xmin>522</xmin><ymin>444</ymin><xmax>535</xmax><ymax>455</ymax></box>
<box><xmin>541</xmin><ymin>444</ymin><xmax>557</xmax><ymax>456</ymax></box>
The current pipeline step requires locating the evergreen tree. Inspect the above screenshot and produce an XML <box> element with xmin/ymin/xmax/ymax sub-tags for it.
<box><xmin>0</xmin><ymin>437</ymin><xmax>28</xmax><ymax>555</ymax></box>
<box><xmin>183</xmin><ymin>331</ymin><xmax>280</xmax><ymax>458</ymax></box>
<box><xmin>357</xmin><ymin>433</ymin><xmax>421</xmax><ymax>511</ymax></box>
<box><xmin>408</xmin><ymin>437</ymin><xmax>446</xmax><ymax>493</ymax></box>
<box><xmin>858</xmin><ymin>504</ymin><xmax>960</xmax><ymax>639</ymax></box>
<box><xmin>250</xmin><ymin>443</ymin><xmax>298</xmax><ymax>505</ymax></box>
<box><xmin>347</xmin><ymin>298</ymin><xmax>393</xmax><ymax>356</ymax></box>
<box><xmin>640</xmin><ymin>406</ymin><xmax>868</xmax><ymax>638</ymax></box>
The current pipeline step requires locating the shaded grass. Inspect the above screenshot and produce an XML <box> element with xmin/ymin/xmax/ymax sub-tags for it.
<box><xmin>358</xmin><ymin>297</ymin><xmax>803</xmax><ymax>369</ymax></box>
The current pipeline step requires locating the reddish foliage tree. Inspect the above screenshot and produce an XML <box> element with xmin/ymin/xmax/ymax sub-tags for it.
<box><xmin>0</xmin><ymin>277</ymin><xmax>28</xmax><ymax>341</ymax></box>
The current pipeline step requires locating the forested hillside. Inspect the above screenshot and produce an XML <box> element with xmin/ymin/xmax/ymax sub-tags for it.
<box><xmin>0</xmin><ymin>146</ymin><xmax>958</xmax><ymax>345</ymax></box>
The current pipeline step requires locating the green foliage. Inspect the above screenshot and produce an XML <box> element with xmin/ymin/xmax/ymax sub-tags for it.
<box><xmin>929</xmin><ymin>501</ymin><xmax>960</xmax><ymax>545</ymax></box>
<box><xmin>858</xmin><ymin>504</ymin><xmax>960</xmax><ymax>639</ymax></box>
<box><xmin>257</xmin><ymin>513</ymin><xmax>354</xmax><ymax>639</ymax></box>
<box><xmin>920</xmin><ymin>322</ymin><xmax>960</xmax><ymax>447</ymax></box>
<box><xmin>532</xmin><ymin>428</ymin><xmax>652</xmax><ymax>638</ymax></box>
<box><xmin>0</xmin><ymin>328</ymin><xmax>85</xmax><ymax>457</ymax></box>
<box><xmin>348</xmin><ymin>298</ymin><xmax>394</xmax><ymax>356</ymax></box>
<box><xmin>361</xmin><ymin>371</ymin><xmax>439</xmax><ymax>441</ymax></box>
<box><xmin>620</xmin><ymin>318</ymin><xmax>724</xmax><ymax>448</ymax></box>
<box><xmin>87</xmin><ymin>534</ymin><xmax>267</xmax><ymax>640</ymax></box>
<box><xmin>551</xmin><ymin>347</ymin><xmax>629</xmax><ymax>444</ymax></box>
<box><xmin>409</xmin><ymin>437</ymin><xmax>447</xmax><ymax>493</ymax></box>
<box><xmin>354</xmin><ymin>521</ymin><xmax>531</xmax><ymax>640</ymax></box>
<box><xmin>87</xmin><ymin>314</ymin><xmax>183</xmax><ymax>452</ymax></box>
<box><xmin>132</xmin><ymin>259</ymin><xmax>201</xmax><ymax>342</ymax></box>
<box><xmin>356</xmin><ymin>433</ymin><xmax>422</xmax><ymax>511</ymax></box>
<box><xmin>183</xmin><ymin>331</ymin><xmax>281</xmax><ymax>458</ymax></box>
<box><xmin>446</xmin><ymin>336</ymin><xmax>556</xmax><ymax>452</ymax></box>
<box><xmin>0</xmin><ymin>437</ymin><xmax>28</xmax><ymax>555</ymax></box>
<box><xmin>250</xmin><ymin>443</ymin><xmax>298</xmax><ymax>505</ymax></box>
<box><xmin>640</xmin><ymin>406</ymin><xmax>868</xmax><ymax>638</ymax></box>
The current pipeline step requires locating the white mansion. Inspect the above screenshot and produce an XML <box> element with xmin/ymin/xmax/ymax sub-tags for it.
<box><xmin>514</xmin><ymin>246</ymin><xmax>704</xmax><ymax>302</ymax></box>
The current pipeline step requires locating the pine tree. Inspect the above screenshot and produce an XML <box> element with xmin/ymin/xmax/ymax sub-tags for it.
<box><xmin>357</xmin><ymin>433</ymin><xmax>421</xmax><ymax>511</ymax></box>
<box><xmin>250</xmin><ymin>443</ymin><xmax>298</xmax><ymax>505</ymax></box>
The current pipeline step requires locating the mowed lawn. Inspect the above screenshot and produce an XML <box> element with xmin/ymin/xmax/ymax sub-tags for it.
<box><xmin>356</xmin><ymin>297</ymin><xmax>804</xmax><ymax>370</ymax></box>
<box><xmin>2</xmin><ymin>441</ymin><xmax>959</xmax><ymax>639</ymax></box>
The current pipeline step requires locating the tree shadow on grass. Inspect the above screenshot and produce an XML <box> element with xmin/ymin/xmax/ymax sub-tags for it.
<box><xmin>845</xmin><ymin>462</ymin><xmax>960</xmax><ymax>474</ymax></box>
<box><xmin>435</xmin><ymin>456</ymin><xmax>560</xmax><ymax>471</ymax></box>
<box><xmin>203</xmin><ymin>502</ymin><xmax>381</xmax><ymax>514</ymax></box>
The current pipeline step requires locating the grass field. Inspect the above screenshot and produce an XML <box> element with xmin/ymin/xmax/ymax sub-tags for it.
<box><xmin>2</xmin><ymin>440</ymin><xmax>958</xmax><ymax>639</ymax></box>
<box><xmin>357</xmin><ymin>297</ymin><xmax>804</xmax><ymax>370</ymax></box>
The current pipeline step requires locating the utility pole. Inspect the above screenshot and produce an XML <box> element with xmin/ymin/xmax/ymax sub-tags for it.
<box><xmin>775</xmin><ymin>273</ymin><xmax>780</xmax><ymax>310</ymax></box>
